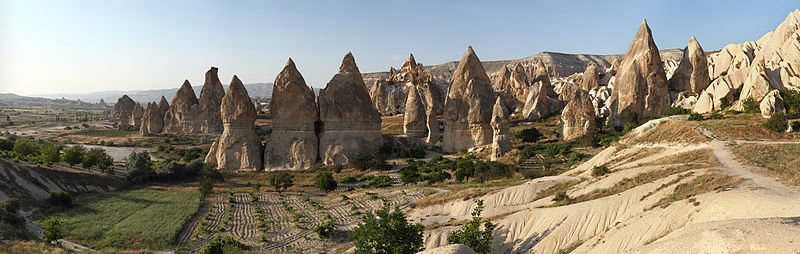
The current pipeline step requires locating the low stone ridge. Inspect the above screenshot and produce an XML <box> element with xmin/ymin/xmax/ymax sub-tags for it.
<box><xmin>163</xmin><ymin>80</ymin><xmax>202</xmax><ymax>134</ymax></box>
<box><xmin>491</xmin><ymin>97</ymin><xmax>510</xmax><ymax>161</ymax></box>
<box><xmin>668</xmin><ymin>36</ymin><xmax>710</xmax><ymax>94</ymax></box>
<box><xmin>263</xmin><ymin>58</ymin><xmax>319</xmax><ymax>171</ymax></box>
<box><xmin>317</xmin><ymin>52</ymin><xmax>383</xmax><ymax>165</ymax></box>
<box><xmin>561</xmin><ymin>89</ymin><xmax>595</xmax><ymax>141</ymax></box>
<box><xmin>205</xmin><ymin>75</ymin><xmax>262</xmax><ymax>171</ymax></box>
<box><xmin>442</xmin><ymin>46</ymin><xmax>496</xmax><ymax>153</ymax></box>
<box><xmin>608</xmin><ymin>19</ymin><xmax>670</xmax><ymax>124</ymax></box>
<box><xmin>198</xmin><ymin>67</ymin><xmax>225</xmax><ymax>134</ymax></box>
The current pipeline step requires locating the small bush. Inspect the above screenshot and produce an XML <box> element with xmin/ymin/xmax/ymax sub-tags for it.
<box><xmin>126</xmin><ymin>151</ymin><xmax>153</xmax><ymax>184</ymax></box>
<box><xmin>688</xmin><ymin>112</ymin><xmax>704</xmax><ymax>121</ymax></box>
<box><xmin>667</xmin><ymin>106</ymin><xmax>691</xmax><ymax>116</ymax></box>
<box><xmin>270</xmin><ymin>172</ymin><xmax>294</xmax><ymax>193</ymax></box>
<box><xmin>592</xmin><ymin>165</ymin><xmax>609</xmax><ymax>177</ymax></box>
<box><xmin>364</xmin><ymin>175</ymin><xmax>392</xmax><ymax>188</ymax></box>
<box><xmin>515</xmin><ymin>126</ymin><xmax>544</xmax><ymax>143</ymax></box>
<box><xmin>47</xmin><ymin>191</ymin><xmax>72</xmax><ymax>207</ymax></box>
<box><xmin>313</xmin><ymin>214</ymin><xmax>335</xmax><ymax>238</ymax></box>
<box><xmin>446</xmin><ymin>200</ymin><xmax>495</xmax><ymax>254</ymax></box>
<box><xmin>41</xmin><ymin>217</ymin><xmax>65</xmax><ymax>242</ymax></box>
<box><xmin>199</xmin><ymin>235</ymin><xmax>249</xmax><ymax>254</ymax></box>
<box><xmin>764</xmin><ymin>112</ymin><xmax>788</xmax><ymax>132</ymax></box>
<box><xmin>719</xmin><ymin>97</ymin><xmax>732</xmax><ymax>109</ymax></box>
<box><xmin>742</xmin><ymin>97</ymin><xmax>759</xmax><ymax>113</ymax></box>
<box><xmin>708</xmin><ymin>111</ymin><xmax>724</xmax><ymax>120</ymax></box>
<box><xmin>780</xmin><ymin>89</ymin><xmax>800</xmax><ymax>115</ymax></box>
<box><xmin>315</xmin><ymin>170</ymin><xmax>337</xmax><ymax>192</ymax></box>
<box><xmin>62</xmin><ymin>145</ymin><xmax>86</xmax><ymax>166</ymax></box>
<box><xmin>199</xmin><ymin>177</ymin><xmax>214</xmax><ymax>199</ymax></box>
<box><xmin>338</xmin><ymin>175</ymin><xmax>359</xmax><ymax>184</ymax></box>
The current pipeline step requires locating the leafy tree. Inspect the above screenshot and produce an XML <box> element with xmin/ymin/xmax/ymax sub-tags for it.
<box><xmin>780</xmin><ymin>89</ymin><xmax>800</xmax><ymax>115</ymax></box>
<box><xmin>741</xmin><ymin>97</ymin><xmax>759</xmax><ymax>113</ymax></box>
<box><xmin>41</xmin><ymin>217</ymin><xmax>65</xmax><ymax>242</ymax></box>
<box><xmin>126</xmin><ymin>151</ymin><xmax>153</xmax><ymax>184</ymax></box>
<box><xmin>39</xmin><ymin>143</ymin><xmax>61</xmax><ymax>165</ymax></box>
<box><xmin>400</xmin><ymin>165</ymin><xmax>420</xmax><ymax>185</ymax></box>
<box><xmin>666</xmin><ymin>106</ymin><xmax>691</xmax><ymax>116</ymax></box>
<box><xmin>764</xmin><ymin>112</ymin><xmax>788</xmax><ymax>132</ymax></box>
<box><xmin>12</xmin><ymin>140</ymin><xmax>38</xmax><ymax>158</ymax></box>
<box><xmin>515</xmin><ymin>126</ymin><xmax>544</xmax><ymax>142</ymax></box>
<box><xmin>270</xmin><ymin>172</ymin><xmax>294</xmax><ymax>193</ymax></box>
<box><xmin>0</xmin><ymin>137</ymin><xmax>15</xmax><ymax>151</ymax></box>
<box><xmin>455</xmin><ymin>157</ymin><xmax>475</xmax><ymax>182</ymax></box>
<box><xmin>447</xmin><ymin>200</ymin><xmax>496</xmax><ymax>254</ymax></box>
<box><xmin>351</xmin><ymin>205</ymin><xmax>423</xmax><ymax>254</ymax></box>
<box><xmin>47</xmin><ymin>191</ymin><xmax>72</xmax><ymax>207</ymax></box>
<box><xmin>82</xmin><ymin>147</ymin><xmax>111</xmax><ymax>169</ymax></box>
<box><xmin>198</xmin><ymin>176</ymin><xmax>214</xmax><ymax>199</ymax></box>
<box><xmin>719</xmin><ymin>97</ymin><xmax>732</xmax><ymax>110</ymax></box>
<box><xmin>62</xmin><ymin>145</ymin><xmax>85</xmax><ymax>166</ymax></box>
<box><xmin>314</xmin><ymin>170</ymin><xmax>337</xmax><ymax>192</ymax></box>
<box><xmin>592</xmin><ymin>165</ymin><xmax>610</xmax><ymax>177</ymax></box>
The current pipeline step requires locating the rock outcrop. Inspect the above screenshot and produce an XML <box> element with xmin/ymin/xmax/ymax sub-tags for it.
<box><xmin>668</xmin><ymin>36</ymin><xmax>710</xmax><ymax>94</ymax></box>
<box><xmin>608</xmin><ymin>19</ymin><xmax>670</xmax><ymax>124</ymax></box>
<box><xmin>491</xmin><ymin>97</ymin><xmax>510</xmax><ymax>161</ymax></box>
<box><xmin>369</xmin><ymin>54</ymin><xmax>443</xmax><ymax>117</ymax></box>
<box><xmin>198</xmin><ymin>67</ymin><xmax>225</xmax><ymax>134</ymax></box>
<box><xmin>130</xmin><ymin>102</ymin><xmax>144</xmax><ymax>129</ymax></box>
<box><xmin>523</xmin><ymin>80</ymin><xmax>561</xmax><ymax>120</ymax></box>
<box><xmin>442</xmin><ymin>47</ymin><xmax>496</xmax><ymax>152</ymax></box>
<box><xmin>205</xmin><ymin>76</ymin><xmax>262</xmax><ymax>171</ymax></box>
<box><xmin>263</xmin><ymin>59</ymin><xmax>319</xmax><ymax>171</ymax></box>
<box><xmin>760</xmin><ymin>90</ymin><xmax>785</xmax><ymax>118</ymax></box>
<box><xmin>163</xmin><ymin>80</ymin><xmax>202</xmax><ymax>134</ymax></box>
<box><xmin>140</xmin><ymin>102</ymin><xmax>164</xmax><ymax>136</ymax></box>
<box><xmin>426</xmin><ymin>109</ymin><xmax>439</xmax><ymax>144</ymax></box>
<box><xmin>158</xmin><ymin>96</ymin><xmax>170</xmax><ymax>115</ymax></box>
<box><xmin>561</xmin><ymin>90</ymin><xmax>595</xmax><ymax>141</ymax></box>
<box><xmin>492</xmin><ymin>63</ymin><xmax>530</xmax><ymax>112</ymax></box>
<box><xmin>404</xmin><ymin>87</ymin><xmax>427</xmax><ymax>137</ymax></box>
<box><xmin>111</xmin><ymin>95</ymin><xmax>136</xmax><ymax>117</ymax></box>
<box><xmin>580</xmin><ymin>64</ymin><xmax>600</xmax><ymax>91</ymax></box>
<box><xmin>317</xmin><ymin>52</ymin><xmax>383</xmax><ymax>165</ymax></box>
<box><xmin>693</xmin><ymin>78</ymin><xmax>735</xmax><ymax>113</ymax></box>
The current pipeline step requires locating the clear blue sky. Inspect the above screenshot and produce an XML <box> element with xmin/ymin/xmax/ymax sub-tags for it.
<box><xmin>1</xmin><ymin>0</ymin><xmax>797</xmax><ymax>96</ymax></box>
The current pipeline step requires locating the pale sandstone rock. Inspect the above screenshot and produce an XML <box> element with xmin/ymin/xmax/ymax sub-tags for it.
<box><xmin>442</xmin><ymin>46</ymin><xmax>495</xmax><ymax>153</ymax></box>
<box><xmin>523</xmin><ymin>81</ymin><xmax>561</xmax><ymax>120</ymax></box>
<box><xmin>668</xmin><ymin>36</ymin><xmax>710</xmax><ymax>94</ymax></box>
<box><xmin>263</xmin><ymin>58</ymin><xmax>319</xmax><ymax>171</ymax></box>
<box><xmin>158</xmin><ymin>96</ymin><xmax>170</xmax><ymax>116</ymax></box>
<box><xmin>404</xmin><ymin>87</ymin><xmax>427</xmax><ymax>137</ymax></box>
<box><xmin>318</xmin><ymin>52</ymin><xmax>383</xmax><ymax>165</ymax></box>
<box><xmin>760</xmin><ymin>89</ymin><xmax>785</xmax><ymax>118</ymax></box>
<box><xmin>163</xmin><ymin>80</ymin><xmax>202</xmax><ymax>134</ymax></box>
<box><xmin>491</xmin><ymin>97</ymin><xmax>510</xmax><ymax>161</ymax></box>
<box><xmin>140</xmin><ymin>102</ymin><xmax>164</xmax><ymax>136</ymax></box>
<box><xmin>205</xmin><ymin>75</ymin><xmax>262</xmax><ymax>171</ymax></box>
<box><xmin>581</xmin><ymin>64</ymin><xmax>600</xmax><ymax>91</ymax></box>
<box><xmin>130</xmin><ymin>103</ymin><xmax>144</xmax><ymax>129</ymax></box>
<box><xmin>693</xmin><ymin>92</ymin><xmax>715</xmax><ymax>113</ymax></box>
<box><xmin>609</xmin><ymin>19</ymin><xmax>670</xmax><ymax>124</ymax></box>
<box><xmin>198</xmin><ymin>67</ymin><xmax>225</xmax><ymax>134</ymax></box>
<box><xmin>561</xmin><ymin>90</ymin><xmax>595</xmax><ymax>140</ymax></box>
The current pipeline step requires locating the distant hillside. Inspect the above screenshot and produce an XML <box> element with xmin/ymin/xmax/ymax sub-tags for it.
<box><xmin>0</xmin><ymin>93</ymin><xmax>104</xmax><ymax>109</ymax></box>
<box><xmin>35</xmin><ymin>83</ymin><xmax>273</xmax><ymax>105</ymax></box>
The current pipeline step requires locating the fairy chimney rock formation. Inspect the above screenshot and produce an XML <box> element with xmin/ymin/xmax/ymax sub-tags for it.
<box><xmin>158</xmin><ymin>96</ymin><xmax>170</xmax><ymax>116</ymax></box>
<box><xmin>198</xmin><ymin>67</ymin><xmax>225</xmax><ymax>134</ymax></box>
<box><xmin>491</xmin><ymin>97</ymin><xmax>510</xmax><ymax>161</ymax></box>
<box><xmin>561</xmin><ymin>90</ymin><xmax>596</xmax><ymax>141</ymax></box>
<box><xmin>610</xmin><ymin>19</ymin><xmax>669</xmax><ymax>123</ymax></box>
<box><xmin>404</xmin><ymin>87</ymin><xmax>427</xmax><ymax>137</ymax></box>
<box><xmin>163</xmin><ymin>80</ymin><xmax>201</xmax><ymax>134</ymax></box>
<box><xmin>263</xmin><ymin>58</ymin><xmax>320</xmax><ymax>171</ymax></box>
<box><xmin>140</xmin><ymin>102</ymin><xmax>164</xmax><ymax>136</ymax></box>
<box><xmin>442</xmin><ymin>46</ymin><xmax>495</xmax><ymax>152</ymax></box>
<box><xmin>205</xmin><ymin>75</ymin><xmax>262</xmax><ymax>171</ymax></box>
<box><xmin>317</xmin><ymin>52</ymin><xmax>383</xmax><ymax>165</ymax></box>
<box><xmin>581</xmin><ymin>64</ymin><xmax>600</xmax><ymax>91</ymax></box>
<box><xmin>130</xmin><ymin>103</ymin><xmax>144</xmax><ymax>129</ymax></box>
<box><xmin>668</xmin><ymin>36</ymin><xmax>710</xmax><ymax>94</ymax></box>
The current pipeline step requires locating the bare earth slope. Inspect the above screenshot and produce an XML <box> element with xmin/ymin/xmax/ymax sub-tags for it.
<box><xmin>410</xmin><ymin>117</ymin><xmax>800</xmax><ymax>253</ymax></box>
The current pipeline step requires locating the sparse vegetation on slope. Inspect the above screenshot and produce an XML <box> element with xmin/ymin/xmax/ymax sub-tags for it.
<box><xmin>733</xmin><ymin>143</ymin><xmax>800</xmax><ymax>185</ymax></box>
<box><xmin>650</xmin><ymin>171</ymin><xmax>741</xmax><ymax>209</ymax></box>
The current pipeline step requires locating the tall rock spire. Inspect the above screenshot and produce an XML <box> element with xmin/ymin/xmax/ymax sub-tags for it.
<box><xmin>442</xmin><ymin>46</ymin><xmax>495</xmax><ymax>152</ymax></box>
<box><xmin>205</xmin><ymin>75</ymin><xmax>262</xmax><ymax>171</ymax></box>
<box><xmin>198</xmin><ymin>67</ymin><xmax>225</xmax><ymax>134</ymax></box>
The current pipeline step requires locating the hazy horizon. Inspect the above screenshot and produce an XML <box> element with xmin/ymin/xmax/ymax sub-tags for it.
<box><xmin>1</xmin><ymin>0</ymin><xmax>797</xmax><ymax>96</ymax></box>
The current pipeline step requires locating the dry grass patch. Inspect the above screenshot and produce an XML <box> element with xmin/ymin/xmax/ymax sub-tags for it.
<box><xmin>627</xmin><ymin>120</ymin><xmax>707</xmax><ymax>144</ymax></box>
<box><xmin>650</xmin><ymin>171</ymin><xmax>741</xmax><ymax>209</ymax></box>
<box><xmin>687</xmin><ymin>113</ymin><xmax>800</xmax><ymax>141</ymax></box>
<box><xmin>414</xmin><ymin>187</ymin><xmax>499</xmax><ymax>208</ymax></box>
<box><xmin>732</xmin><ymin>143</ymin><xmax>800</xmax><ymax>185</ymax></box>
<box><xmin>381</xmin><ymin>115</ymin><xmax>405</xmax><ymax>135</ymax></box>
<box><xmin>640</xmin><ymin>148</ymin><xmax>719</xmax><ymax>168</ymax></box>
<box><xmin>605</xmin><ymin>147</ymin><xmax>665</xmax><ymax>169</ymax></box>
<box><xmin>566</xmin><ymin>165</ymin><xmax>699</xmax><ymax>206</ymax></box>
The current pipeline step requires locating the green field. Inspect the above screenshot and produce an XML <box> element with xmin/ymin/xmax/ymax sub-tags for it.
<box><xmin>45</xmin><ymin>188</ymin><xmax>200</xmax><ymax>250</ymax></box>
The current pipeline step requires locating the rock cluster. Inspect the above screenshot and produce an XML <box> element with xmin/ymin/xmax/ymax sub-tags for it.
<box><xmin>318</xmin><ymin>52</ymin><xmax>384</xmax><ymax>165</ymax></box>
<box><xmin>140</xmin><ymin>102</ymin><xmax>164</xmax><ymax>136</ymax></box>
<box><xmin>442</xmin><ymin>47</ymin><xmax>496</xmax><ymax>152</ymax></box>
<box><xmin>130</xmin><ymin>103</ymin><xmax>144</xmax><ymax>129</ymax></box>
<box><xmin>561</xmin><ymin>90</ymin><xmax>596</xmax><ymax>140</ymax></box>
<box><xmin>205</xmin><ymin>76</ymin><xmax>262</xmax><ymax>171</ymax></box>
<box><xmin>492</xmin><ymin>63</ymin><xmax>530</xmax><ymax>112</ymax></box>
<box><xmin>668</xmin><ymin>36</ymin><xmax>710</xmax><ymax>94</ymax></box>
<box><xmin>369</xmin><ymin>54</ymin><xmax>443</xmax><ymax>117</ymax></box>
<box><xmin>263</xmin><ymin>59</ymin><xmax>319</xmax><ymax>171</ymax></box>
<box><xmin>522</xmin><ymin>61</ymin><xmax>561</xmax><ymax>120</ymax></box>
<box><xmin>163</xmin><ymin>80</ymin><xmax>202</xmax><ymax>134</ymax></box>
<box><xmin>491</xmin><ymin>97</ymin><xmax>510</xmax><ymax>161</ymax></box>
<box><xmin>608</xmin><ymin>19</ymin><xmax>669</xmax><ymax>124</ymax></box>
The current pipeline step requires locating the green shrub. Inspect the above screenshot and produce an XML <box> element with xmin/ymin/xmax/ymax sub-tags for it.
<box><xmin>338</xmin><ymin>175</ymin><xmax>359</xmax><ymax>184</ymax></box>
<box><xmin>199</xmin><ymin>235</ymin><xmax>249</xmax><ymax>254</ymax></box>
<box><xmin>446</xmin><ymin>200</ymin><xmax>495</xmax><ymax>254</ymax></box>
<box><xmin>708</xmin><ymin>111</ymin><xmax>724</xmax><ymax>119</ymax></box>
<box><xmin>12</xmin><ymin>140</ymin><xmax>38</xmax><ymax>158</ymax></box>
<box><xmin>62</xmin><ymin>145</ymin><xmax>85</xmax><ymax>166</ymax></box>
<box><xmin>764</xmin><ymin>112</ymin><xmax>788</xmax><ymax>132</ymax></box>
<box><xmin>719</xmin><ymin>97</ymin><xmax>732</xmax><ymax>109</ymax></box>
<box><xmin>552</xmin><ymin>191</ymin><xmax>569</xmax><ymax>202</ymax></box>
<box><xmin>515</xmin><ymin>126</ymin><xmax>544</xmax><ymax>143</ymax></box>
<box><xmin>313</xmin><ymin>214</ymin><xmax>335</xmax><ymax>238</ymax></box>
<box><xmin>315</xmin><ymin>170</ymin><xmax>337</xmax><ymax>192</ymax></box>
<box><xmin>82</xmin><ymin>147</ymin><xmax>111</xmax><ymax>169</ymax></box>
<box><xmin>742</xmin><ymin>97</ymin><xmax>759</xmax><ymax>113</ymax></box>
<box><xmin>48</xmin><ymin>191</ymin><xmax>72</xmax><ymax>207</ymax></box>
<box><xmin>175</xmin><ymin>147</ymin><xmax>204</xmax><ymax>163</ymax></box>
<box><xmin>688</xmin><ymin>112</ymin><xmax>704</xmax><ymax>121</ymax></box>
<box><xmin>126</xmin><ymin>151</ymin><xmax>153</xmax><ymax>184</ymax></box>
<box><xmin>41</xmin><ymin>217</ymin><xmax>65</xmax><ymax>242</ymax></box>
<box><xmin>270</xmin><ymin>172</ymin><xmax>294</xmax><ymax>193</ymax></box>
<box><xmin>351</xmin><ymin>205</ymin><xmax>423</xmax><ymax>254</ymax></box>
<box><xmin>592</xmin><ymin>165</ymin><xmax>609</xmax><ymax>177</ymax></box>
<box><xmin>332</xmin><ymin>164</ymin><xmax>343</xmax><ymax>174</ymax></box>
<box><xmin>666</xmin><ymin>106</ymin><xmax>691</xmax><ymax>116</ymax></box>
<box><xmin>396</xmin><ymin>148</ymin><xmax>426</xmax><ymax>159</ymax></box>
<box><xmin>39</xmin><ymin>143</ymin><xmax>62</xmax><ymax>165</ymax></box>
<box><xmin>364</xmin><ymin>175</ymin><xmax>392</xmax><ymax>188</ymax></box>
<box><xmin>400</xmin><ymin>165</ymin><xmax>420</xmax><ymax>185</ymax></box>
<box><xmin>198</xmin><ymin>177</ymin><xmax>214</xmax><ymax>199</ymax></box>
<box><xmin>0</xmin><ymin>137</ymin><xmax>15</xmax><ymax>151</ymax></box>
<box><xmin>780</xmin><ymin>89</ymin><xmax>800</xmax><ymax>115</ymax></box>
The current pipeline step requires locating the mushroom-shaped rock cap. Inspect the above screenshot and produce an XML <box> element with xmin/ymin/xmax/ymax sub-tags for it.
<box><xmin>221</xmin><ymin>75</ymin><xmax>255</xmax><ymax>124</ymax></box>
